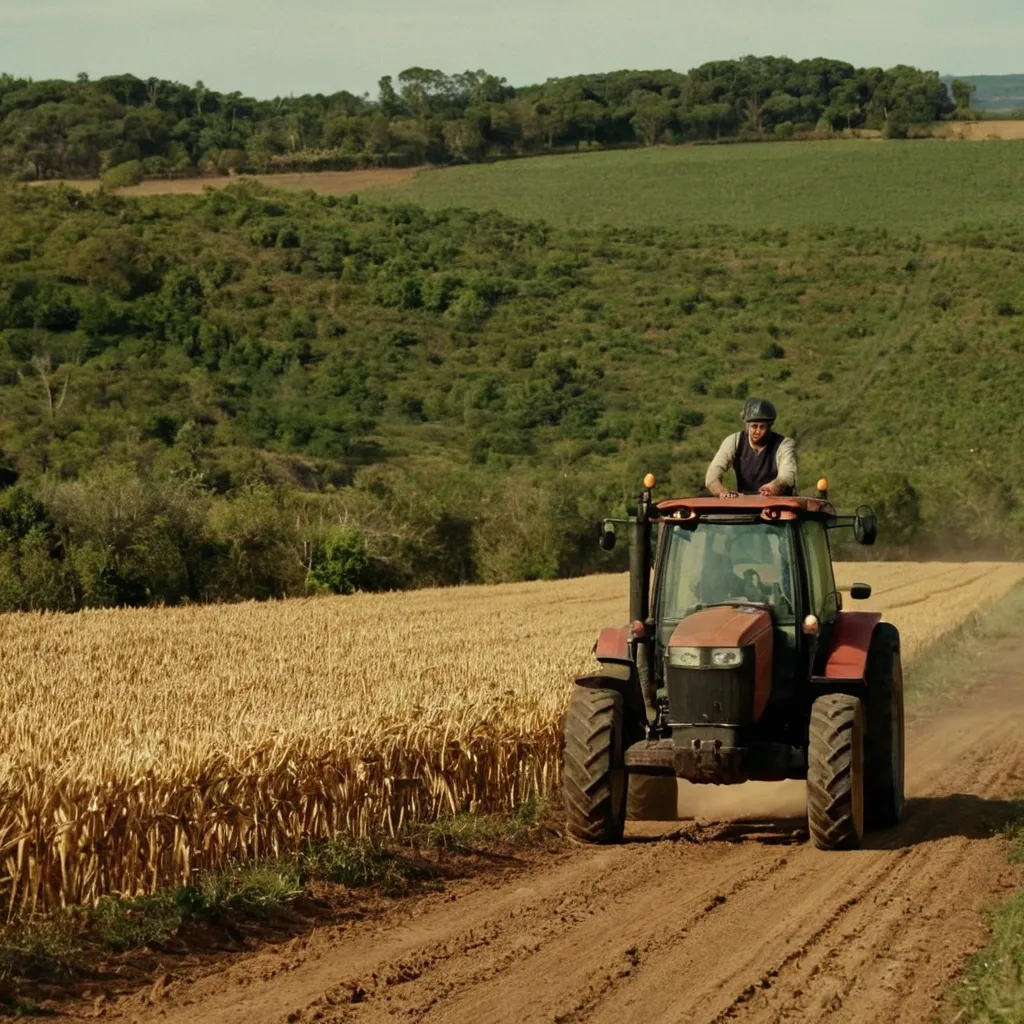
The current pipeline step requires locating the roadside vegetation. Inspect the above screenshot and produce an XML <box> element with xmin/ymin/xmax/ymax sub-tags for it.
<box><xmin>955</xmin><ymin>829</ymin><xmax>1024</xmax><ymax>1022</ymax></box>
<box><xmin>915</xmin><ymin>584</ymin><xmax>1024</xmax><ymax>1022</ymax></box>
<box><xmin>952</xmin><ymin>786</ymin><xmax>1024</xmax><ymax>1021</ymax></box>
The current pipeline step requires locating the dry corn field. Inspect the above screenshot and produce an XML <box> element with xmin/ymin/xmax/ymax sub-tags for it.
<box><xmin>0</xmin><ymin>560</ymin><xmax>1021</xmax><ymax>916</ymax></box>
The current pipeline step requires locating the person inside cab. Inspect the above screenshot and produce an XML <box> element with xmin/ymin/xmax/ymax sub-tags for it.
<box><xmin>705</xmin><ymin>397</ymin><xmax>797</xmax><ymax>498</ymax></box>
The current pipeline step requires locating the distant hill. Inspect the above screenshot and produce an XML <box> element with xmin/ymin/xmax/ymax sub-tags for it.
<box><xmin>944</xmin><ymin>74</ymin><xmax>1024</xmax><ymax>113</ymax></box>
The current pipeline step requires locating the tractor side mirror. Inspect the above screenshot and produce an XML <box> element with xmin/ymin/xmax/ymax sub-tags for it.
<box><xmin>854</xmin><ymin>508</ymin><xmax>877</xmax><ymax>546</ymax></box>
<box><xmin>598</xmin><ymin>521</ymin><xmax>617</xmax><ymax>551</ymax></box>
<box><xmin>850</xmin><ymin>583</ymin><xmax>872</xmax><ymax>601</ymax></box>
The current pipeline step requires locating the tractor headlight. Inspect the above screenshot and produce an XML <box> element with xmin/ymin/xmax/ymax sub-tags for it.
<box><xmin>710</xmin><ymin>647</ymin><xmax>744</xmax><ymax>668</ymax></box>
<box><xmin>667</xmin><ymin>646</ymin><xmax>701</xmax><ymax>668</ymax></box>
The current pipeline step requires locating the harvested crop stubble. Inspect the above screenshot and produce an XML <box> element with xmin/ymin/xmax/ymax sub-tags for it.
<box><xmin>0</xmin><ymin>562</ymin><xmax>1019</xmax><ymax>914</ymax></box>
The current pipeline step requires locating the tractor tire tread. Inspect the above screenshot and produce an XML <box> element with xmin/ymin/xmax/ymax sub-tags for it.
<box><xmin>807</xmin><ymin>693</ymin><xmax>864</xmax><ymax>850</ymax></box>
<box><xmin>864</xmin><ymin>623</ymin><xmax>905</xmax><ymax>830</ymax></box>
<box><xmin>563</xmin><ymin>687</ymin><xmax>626</xmax><ymax>844</ymax></box>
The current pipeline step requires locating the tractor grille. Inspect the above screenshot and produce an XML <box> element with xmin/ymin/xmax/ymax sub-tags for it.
<box><xmin>666</xmin><ymin>661</ymin><xmax>756</xmax><ymax>727</ymax></box>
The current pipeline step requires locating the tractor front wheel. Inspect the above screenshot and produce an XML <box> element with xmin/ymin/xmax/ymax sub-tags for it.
<box><xmin>807</xmin><ymin>692</ymin><xmax>865</xmax><ymax>850</ymax></box>
<box><xmin>563</xmin><ymin>686</ymin><xmax>627</xmax><ymax>843</ymax></box>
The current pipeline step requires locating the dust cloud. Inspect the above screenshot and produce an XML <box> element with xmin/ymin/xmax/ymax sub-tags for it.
<box><xmin>676</xmin><ymin>779</ymin><xmax>807</xmax><ymax>821</ymax></box>
<box><xmin>627</xmin><ymin>775</ymin><xmax>807</xmax><ymax>824</ymax></box>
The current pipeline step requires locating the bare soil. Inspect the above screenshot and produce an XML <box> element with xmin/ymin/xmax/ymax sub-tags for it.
<box><xmin>944</xmin><ymin>120</ymin><xmax>1024</xmax><ymax>140</ymax></box>
<box><xmin>51</xmin><ymin>635</ymin><xmax>1024</xmax><ymax>1023</ymax></box>
<box><xmin>30</xmin><ymin>168</ymin><xmax>416</xmax><ymax>196</ymax></box>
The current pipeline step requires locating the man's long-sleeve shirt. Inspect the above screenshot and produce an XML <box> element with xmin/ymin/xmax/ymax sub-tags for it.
<box><xmin>705</xmin><ymin>432</ymin><xmax>798</xmax><ymax>493</ymax></box>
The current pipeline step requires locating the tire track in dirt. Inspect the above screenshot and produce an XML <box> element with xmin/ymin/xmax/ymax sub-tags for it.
<box><xmin>94</xmin><ymin>637</ymin><xmax>1024</xmax><ymax>1024</ymax></box>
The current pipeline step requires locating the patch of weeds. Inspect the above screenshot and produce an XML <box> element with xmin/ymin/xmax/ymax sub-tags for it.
<box><xmin>0</xmin><ymin>914</ymin><xmax>81</xmax><ymax>984</ymax></box>
<box><xmin>90</xmin><ymin>862</ymin><xmax>305</xmax><ymax>953</ymax></box>
<box><xmin>407</xmin><ymin>797</ymin><xmax>550</xmax><ymax>853</ymax></box>
<box><xmin>508</xmin><ymin>795</ymin><xmax>547</xmax><ymax>832</ymax></box>
<box><xmin>407</xmin><ymin>813</ymin><xmax>503</xmax><ymax>853</ymax></box>
<box><xmin>947</xmin><ymin>799</ymin><xmax>1024</xmax><ymax>1020</ymax></box>
<box><xmin>1002</xmin><ymin>802</ymin><xmax>1024</xmax><ymax>865</ymax></box>
<box><xmin>200</xmin><ymin>862</ymin><xmax>303</xmax><ymax>914</ymax></box>
<box><xmin>90</xmin><ymin>888</ymin><xmax>199</xmax><ymax>952</ymax></box>
<box><xmin>301</xmin><ymin>835</ymin><xmax>424</xmax><ymax>895</ymax></box>
<box><xmin>954</xmin><ymin>888</ymin><xmax>1024</xmax><ymax>1021</ymax></box>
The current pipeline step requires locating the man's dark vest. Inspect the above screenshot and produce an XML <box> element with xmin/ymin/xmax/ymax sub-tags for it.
<box><xmin>735</xmin><ymin>430</ymin><xmax>784</xmax><ymax>494</ymax></box>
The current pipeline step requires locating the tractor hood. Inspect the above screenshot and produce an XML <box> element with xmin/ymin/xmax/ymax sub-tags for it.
<box><xmin>668</xmin><ymin>605</ymin><xmax>773</xmax><ymax>649</ymax></box>
<box><xmin>666</xmin><ymin>605</ymin><xmax>774</xmax><ymax>725</ymax></box>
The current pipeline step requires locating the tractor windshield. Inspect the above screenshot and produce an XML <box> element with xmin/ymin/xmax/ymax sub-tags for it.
<box><xmin>655</xmin><ymin>521</ymin><xmax>797</xmax><ymax>646</ymax></box>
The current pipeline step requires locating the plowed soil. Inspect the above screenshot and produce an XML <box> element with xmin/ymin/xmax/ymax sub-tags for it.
<box><xmin>69</xmin><ymin>631</ymin><xmax>1024</xmax><ymax>1024</ymax></box>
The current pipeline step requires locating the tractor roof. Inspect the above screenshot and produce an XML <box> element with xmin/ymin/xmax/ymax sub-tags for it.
<box><xmin>657</xmin><ymin>496</ymin><xmax>836</xmax><ymax>519</ymax></box>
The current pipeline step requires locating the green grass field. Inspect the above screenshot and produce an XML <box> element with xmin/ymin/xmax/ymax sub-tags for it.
<box><xmin>388</xmin><ymin>140</ymin><xmax>1024</xmax><ymax>234</ymax></box>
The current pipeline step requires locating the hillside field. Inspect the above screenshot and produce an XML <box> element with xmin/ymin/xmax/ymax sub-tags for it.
<box><xmin>5</xmin><ymin>145</ymin><xmax>1024</xmax><ymax>617</ymax></box>
<box><xmin>0</xmin><ymin>561</ymin><xmax>1020</xmax><ymax>914</ymax></box>
<box><xmin>385</xmin><ymin>139</ymin><xmax>1024</xmax><ymax>232</ymax></box>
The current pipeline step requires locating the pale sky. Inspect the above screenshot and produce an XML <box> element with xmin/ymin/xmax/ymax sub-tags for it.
<box><xmin>0</xmin><ymin>0</ymin><xmax>1019</xmax><ymax>99</ymax></box>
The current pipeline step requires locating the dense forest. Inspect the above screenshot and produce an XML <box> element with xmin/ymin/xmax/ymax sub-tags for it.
<box><xmin>0</xmin><ymin>57</ymin><xmax>961</xmax><ymax>182</ymax></box>
<box><xmin>0</xmin><ymin>176</ymin><xmax>1022</xmax><ymax>610</ymax></box>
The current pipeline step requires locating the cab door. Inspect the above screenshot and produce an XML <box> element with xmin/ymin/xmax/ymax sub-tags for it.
<box><xmin>800</xmin><ymin>518</ymin><xmax>840</xmax><ymax>675</ymax></box>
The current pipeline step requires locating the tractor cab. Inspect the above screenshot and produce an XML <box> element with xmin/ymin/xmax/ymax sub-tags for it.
<box><xmin>566</xmin><ymin>477</ymin><xmax>902</xmax><ymax>852</ymax></box>
<box><xmin>650</xmin><ymin>495</ymin><xmax>863</xmax><ymax>753</ymax></box>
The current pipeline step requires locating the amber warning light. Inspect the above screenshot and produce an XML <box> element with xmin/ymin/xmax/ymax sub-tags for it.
<box><xmin>643</xmin><ymin>473</ymin><xmax>657</xmax><ymax>489</ymax></box>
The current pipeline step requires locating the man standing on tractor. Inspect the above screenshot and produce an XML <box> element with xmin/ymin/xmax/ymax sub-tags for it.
<box><xmin>705</xmin><ymin>397</ymin><xmax>797</xmax><ymax>498</ymax></box>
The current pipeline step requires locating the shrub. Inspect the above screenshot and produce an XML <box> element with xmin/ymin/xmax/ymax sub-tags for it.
<box><xmin>100</xmin><ymin>161</ymin><xmax>143</xmax><ymax>190</ymax></box>
<box><xmin>306</xmin><ymin>528</ymin><xmax>371</xmax><ymax>595</ymax></box>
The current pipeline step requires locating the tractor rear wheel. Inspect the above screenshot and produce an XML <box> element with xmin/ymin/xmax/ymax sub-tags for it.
<box><xmin>563</xmin><ymin>686</ymin><xmax>627</xmax><ymax>843</ymax></box>
<box><xmin>865</xmin><ymin>624</ymin><xmax>905</xmax><ymax>830</ymax></box>
<box><xmin>807</xmin><ymin>693</ymin><xmax>865</xmax><ymax>850</ymax></box>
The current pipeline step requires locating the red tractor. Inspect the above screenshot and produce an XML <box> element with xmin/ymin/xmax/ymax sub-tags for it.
<box><xmin>563</xmin><ymin>477</ymin><xmax>904</xmax><ymax>850</ymax></box>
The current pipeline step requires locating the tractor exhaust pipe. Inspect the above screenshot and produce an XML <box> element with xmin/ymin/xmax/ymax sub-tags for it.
<box><xmin>630</xmin><ymin>474</ymin><xmax>657</xmax><ymax>720</ymax></box>
<box><xmin>628</xmin><ymin>516</ymin><xmax>651</xmax><ymax>625</ymax></box>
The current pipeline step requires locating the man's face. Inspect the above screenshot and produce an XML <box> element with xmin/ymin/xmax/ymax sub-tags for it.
<box><xmin>747</xmin><ymin>421</ymin><xmax>770</xmax><ymax>446</ymax></box>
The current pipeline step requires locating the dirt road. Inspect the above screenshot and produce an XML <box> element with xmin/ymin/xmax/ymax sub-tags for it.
<box><xmin>96</xmin><ymin>637</ymin><xmax>1024</xmax><ymax>1024</ymax></box>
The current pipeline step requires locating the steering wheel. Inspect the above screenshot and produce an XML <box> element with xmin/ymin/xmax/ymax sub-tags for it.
<box><xmin>770</xmin><ymin>581</ymin><xmax>795</xmax><ymax>615</ymax></box>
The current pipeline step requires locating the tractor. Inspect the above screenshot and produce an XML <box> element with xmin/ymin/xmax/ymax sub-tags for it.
<box><xmin>563</xmin><ymin>475</ymin><xmax>904</xmax><ymax>850</ymax></box>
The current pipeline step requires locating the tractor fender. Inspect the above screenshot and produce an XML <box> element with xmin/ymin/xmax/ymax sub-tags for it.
<box><xmin>812</xmin><ymin>611</ymin><xmax>883</xmax><ymax>687</ymax></box>
<box><xmin>594</xmin><ymin>625</ymin><xmax>632</xmax><ymax>665</ymax></box>
<box><xmin>574</xmin><ymin>662</ymin><xmax>648</xmax><ymax>736</ymax></box>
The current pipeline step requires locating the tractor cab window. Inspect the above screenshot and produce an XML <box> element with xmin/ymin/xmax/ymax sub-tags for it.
<box><xmin>801</xmin><ymin>519</ymin><xmax>838</xmax><ymax>623</ymax></box>
<box><xmin>656</xmin><ymin>521</ymin><xmax>796</xmax><ymax>647</ymax></box>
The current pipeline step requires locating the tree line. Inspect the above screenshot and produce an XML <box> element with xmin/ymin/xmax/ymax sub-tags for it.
<box><xmin>0</xmin><ymin>57</ymin><xmax>963</xmax><ymax>182</ymax></box>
